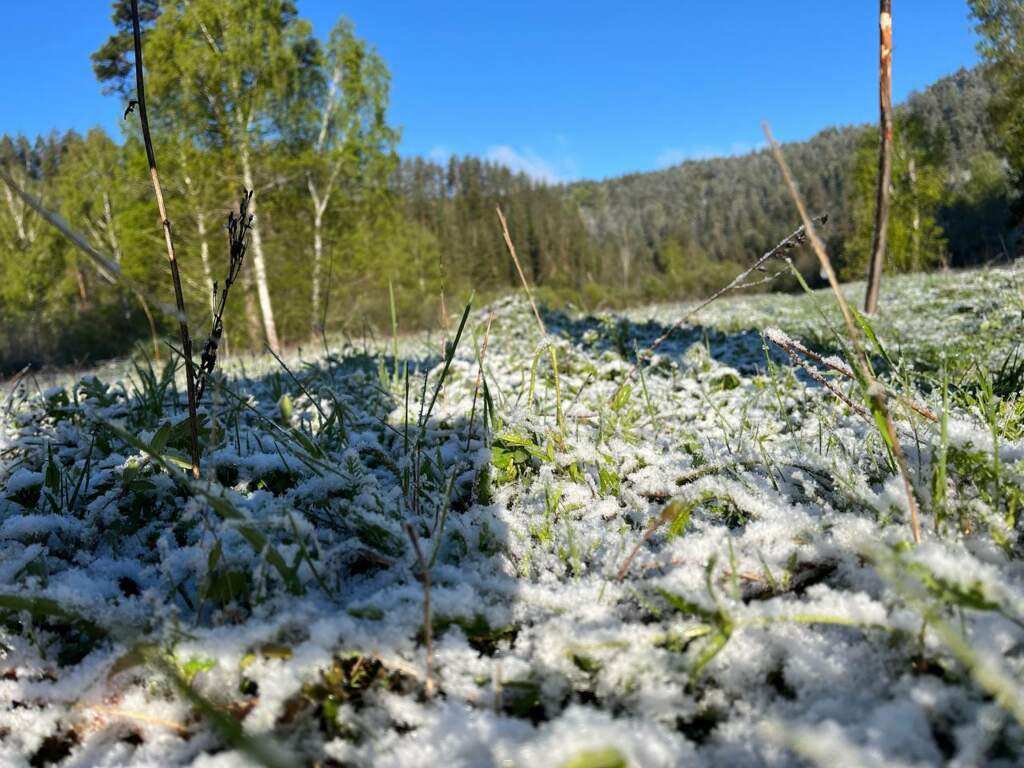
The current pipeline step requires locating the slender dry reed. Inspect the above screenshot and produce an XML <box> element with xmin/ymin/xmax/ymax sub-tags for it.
<box><xmin>195</xmin><ymin>190</ymin><xmax>254</xmax><ymax>404</ymax></box>
<box><xmin>0</xmin><ymin>165</ymin><xmax>162</xmax><ymax>360</ymax></box>
<box><xmin>766</xmin><ymin>329</ymin><xmax>938</xmax><ymax>424</ymax></box>
<box><xmin>614</xmin><ymin>216</ymin><xmax>826</xmax><ymax>398</ymax></box>
<box><xmin>763</xmin><ymin>122</ymin><xmax>921</xmax><ymax>544</ymax></box>
<box><xmin>864</xmin><ymin>0</ymin><xmax>894</xmax><ymax>314</ymax></box>
<box><xmin>404</xmin><ymin>523</ymin><xmax>435</xmax><ymax>698</ymax></box>
<box><xmin>130</xmin><ymin>0</ymin><xmax>201</xmax><ymax>479</ymax></box>
<box><xmin>496</xmin><ymin>206</ymin><xmax>565</xmax><ymax>432</ymax></box>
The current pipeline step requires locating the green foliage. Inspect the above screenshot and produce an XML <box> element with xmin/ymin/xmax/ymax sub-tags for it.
<box><xmin>842</xmin><ymin>118</ymin><xmax>949</xmax><ymax>279</ymax></box>
<box><xmin>969</xmin><ymin>0</ymin><xmax>1024</xmax><ymax>224</ymax></box>
<box><xmin>560</xmin><ymin>748</ymin><xmax>628</xmax><ymax>768</ymax></box>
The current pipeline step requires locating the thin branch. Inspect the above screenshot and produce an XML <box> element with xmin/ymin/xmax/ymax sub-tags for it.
<box><xmin>130</xmin><ymin>0</ymin><xmax>201</xmax><ymax>479</ymax></box>
<box><xmin>0</xmin><ymin>165</ymin><xmax>163</xmax><ymax>359</ymax></box>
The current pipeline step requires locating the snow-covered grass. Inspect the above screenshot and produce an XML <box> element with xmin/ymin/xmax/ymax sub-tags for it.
<box><xmin>2</xmin><ymin>264</ymin><xmax>1024</xmax><ymax>767</ymax></box>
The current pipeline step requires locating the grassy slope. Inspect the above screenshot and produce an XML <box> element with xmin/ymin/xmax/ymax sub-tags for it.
<box><xmin>1</xmin><ymin>264</ymin><xmax>1024</xmax><ymax>767</ymax></box>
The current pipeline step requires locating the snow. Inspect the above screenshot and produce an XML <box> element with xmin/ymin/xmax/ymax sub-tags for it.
<box><xmin>2</xmin><ymin>264</ymin><xmax>1024</xmax><ymax>766</ymax></box>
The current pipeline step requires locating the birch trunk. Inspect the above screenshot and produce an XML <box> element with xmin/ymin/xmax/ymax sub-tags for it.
<box><xmin>240</xmin><ymin>146</ymin><xmax>281</xmax><ymax>352</ymax></box>
<box><xmin>310</xmin><ymin>207</ymin><xmax>324</xmax><ymax>334</ymax></box>
<box><xmin>180</xmin><ymin>155</ymin><xmax>215</xmax><ymax>316</ymax></box>
<box><xmin>308</xmin><ymin>69</ymin><xmax>343</xmax><ymax>338</ymax></box>
<box><xmin>241</xmin><ymin>268</ymin><xmax>264</xmax><ymax>349</ymax></box>
<box><xmin>196</xmin><ymin>209</ymin><xmax>215</xmax><ymax>316</ymax></box>
<box><xmin>908</xmin><ymin>156</ymin><xmax>921</xmax><ymax>270</ymax></box>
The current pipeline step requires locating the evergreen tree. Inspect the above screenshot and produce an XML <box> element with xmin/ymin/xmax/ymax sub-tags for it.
<box><xmin>969</xmin><ymin>0</ymin><xmax>1024</xmax><ymax>222</ymax></box>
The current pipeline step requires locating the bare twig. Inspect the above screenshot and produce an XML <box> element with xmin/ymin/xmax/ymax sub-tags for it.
<box><xmin>404</xmin><ymin>524</ymin><xmax>435</xmax><ymax>698</ymax></box>
<box><xmin>130</xmin><ymin>0</ymin><xmax>201</xmax><ymax>479</ymax></box>
<box><xmin>864</xmin><ymin>0</ymin><xmax>894</xmax><ymax>314</ymax></box>
<box><xmin>764</xmin><ymin>122</ymin><xmax>921</xmax><ymax>545</ymax></box>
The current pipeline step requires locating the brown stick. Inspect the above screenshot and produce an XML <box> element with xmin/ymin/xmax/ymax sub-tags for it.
<box><xmin>864</xmin><ymin>0</ymin><xmax>893</xmax><ymax>315</ymax></box>
<box><xmin>764</xmin><ymin>122</ymin><xmax>920</xmax><ymax>545</ymax></box>
<box><xmin>130</xmin><ymin>0</ymin><xmax>201</xmax><ymax>480</ymax></box>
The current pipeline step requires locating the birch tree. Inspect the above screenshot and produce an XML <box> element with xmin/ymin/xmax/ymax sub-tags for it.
<box><xmin>94</xmin><ymin>0</ymin><xmax>319</xmax><ymax>352</ymax></box>
<box><xmin>303</xmin><ymin>19</ymin><xmax>398</xmax><ymax>336</ymax></box>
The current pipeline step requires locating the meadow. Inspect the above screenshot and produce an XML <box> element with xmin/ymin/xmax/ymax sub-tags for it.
<box><xmin>1</xmin><ymin>261</ymin><xmax>1023</xmax><ymax>767</ymax></box>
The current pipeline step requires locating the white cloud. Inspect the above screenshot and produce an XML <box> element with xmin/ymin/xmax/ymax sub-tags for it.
<box><xmin>428</xmin><ymin>144</ymin><xmax>453</xmax><ymax>162</ymax></box>
<box><xmin>485</xmin><ymin>145</ymin><xmax>564</xmax><ymax>183</ymax></box>
<box><xmin>656</xmin><ymin>140</ymin><xmax>766</xmax><ymax>169</ymax></box>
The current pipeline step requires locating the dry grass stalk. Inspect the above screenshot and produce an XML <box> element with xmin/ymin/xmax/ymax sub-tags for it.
<box><xmin>763</xmin><ymin>122</ymin><xmax>921</xmax><ymax>545</ymax></box>
<box><xmin>617</xmin><ymin>215</ymin><xmax>826</xmax><ymax>396</ymax></box>
<box><xmin>75</xmin><ymin>704</ymin><xmax>190</xmax><ymax>737</ymax></box>
<box><xmin>496</xmin><ymin>206</ymin><xmax>565</xmax><ymax>432</ymax></box>
<box><xmin>0</xmin><ymin>165</ymin><xmax>162</xmax><ymax>360</ymax></box>
<box><xmin>864</xmin><ymin>0</ymin><xmax>894</xmax><ymax>314</ymax></box>
<box><xmin>404</xmin><ymin>523</ymin><xmax>435</xmax><ymax>698</ymax></box>
<box><xmin>496</xmin><ymin>206</ymin><xmax>547</xmax><ymax>334</ymax></box>
<box><xmin>195</xmin><ymin>190</ymin><xmax>254</xmax><ymax>404</ymax></box>
<box><xmin>766</xmin><ymin>330</ymin><xmax>938</xmax><ymax>424</ymax></box>
<box><xmin>130</xmin><ymin>0</ymin><xmax>201</xmax><ymax>480</ymax></box>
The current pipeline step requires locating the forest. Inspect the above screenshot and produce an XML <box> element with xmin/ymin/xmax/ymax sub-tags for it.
<box><xmin>0</xmin><ymin>3</ymin><xmax>1019</xmax><ymax>373</ymax></box>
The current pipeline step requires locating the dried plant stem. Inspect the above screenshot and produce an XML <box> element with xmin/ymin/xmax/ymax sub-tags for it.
<box><xmin>195</xmin><ymin>191</ymin><xmax>254</xmax><ymax>404</ymax></box>
<box><xmin>0</xmin><ymin>165</ymin><xmax>161</xmax><ymax>360</ymax></box>
<box><xmin>766</xmin><ymin>330</ymin><xmax>938</xmax><ymax>424</ymax></box>
<box><xmin>466</xmin><ymin>309</ymin><xmax>495</xmax><ymax>450</ymax></box>
<box><xmin>616</xmin><ymin>215</ymin><xmax>825</xmax><ymax>397</ymax></box>
<box><xmin>404</xmin><ymin>524</ymin><xmax>435</xmax><ymax>698</ymax></box>
<box><xmin>130</xmin><ymin>0</ymin><xmax>201</xmax><ymax>480</ymax></box>
<box><xmin>764</xmin><ymin>122</ymin><xmax>920</xmax><ymax>545</ymax></box>
<box><xmin>496</xmin><ymin>206</ymin><xmax>565</xmax><ymax>433</ymax></box>
<box><xmin>75</xmin><ymin>704</ymin><xmax>190</xmax><ymax>737</ymax></box>
<box><xmin>864</xmin><ymin>0</ymin><xmax>894</xmax><ymax>314</ymax></box>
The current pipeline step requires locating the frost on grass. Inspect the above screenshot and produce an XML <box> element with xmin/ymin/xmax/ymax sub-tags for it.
<box><xmin>2</xmin><ymin>265</ymin><xmax>1024</xmax><ymax>766</ymax></box>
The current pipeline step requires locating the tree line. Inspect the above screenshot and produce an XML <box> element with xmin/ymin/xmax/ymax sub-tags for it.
<box><xmin>0</xmin><ymin>1</ymin><xmax>1020</xmax><ymax>372</ymax></box>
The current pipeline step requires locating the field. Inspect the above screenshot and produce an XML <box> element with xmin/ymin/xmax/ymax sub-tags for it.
<box><xmin>2</xmin><ymin>264</ymin><xmax>1024</xmax><ymax>767</ymax></box>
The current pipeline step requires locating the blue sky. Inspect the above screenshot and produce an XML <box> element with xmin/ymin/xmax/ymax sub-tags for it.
<box><xmin>1</xmin><ymin>1</ymin><xmax>980</xmax><ymax>181</ymax></box>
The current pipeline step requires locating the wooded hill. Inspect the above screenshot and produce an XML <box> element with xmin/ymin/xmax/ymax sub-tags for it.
<box><xmin>405</xmin><ymin>66</ymin><xmax>1014</xmax><ymax>310</ymax></box>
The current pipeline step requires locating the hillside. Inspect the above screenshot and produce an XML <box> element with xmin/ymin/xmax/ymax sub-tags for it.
<box><xmin>401</xmin><ymin>67</ymin><xmax>1012</xmax><ymax>306</ymax></box>
<box><xmin>2</xmin><ymin>263</ymin><xmax>1023</xmax><ymax>766</ymax></box>
<box><xmin>573</xmin><ymin>67</ymin><xmax>1002</xmax><ymax>266</ymax></box>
